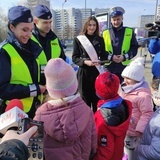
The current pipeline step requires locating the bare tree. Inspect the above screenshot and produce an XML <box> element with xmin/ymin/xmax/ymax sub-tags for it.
<box><xmin>0</xmin><ymin>8</ymin><xmax>8</xmax><ymax>42</ymax></box>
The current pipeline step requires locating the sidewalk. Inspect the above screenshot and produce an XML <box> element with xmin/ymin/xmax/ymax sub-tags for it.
<box><xmin>137</xmin><ymin>47</ymin><xmax>152</xmax><ymax>84</ymax></box>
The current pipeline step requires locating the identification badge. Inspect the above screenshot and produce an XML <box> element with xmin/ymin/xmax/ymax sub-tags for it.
<box><xmin>100</xmin><ymin>135</ymin><xmax>107</xmax><ymax>146</ymax></box>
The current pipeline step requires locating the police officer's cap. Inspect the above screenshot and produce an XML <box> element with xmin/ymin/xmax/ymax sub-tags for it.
<box><xmin>34</xmin><ymin>4</ymin><xmax>52</xmax><ymax>20</ymax></box>
<box><xmin>8</xmin><ymin>5</ymin><xmax>33</xmax><ymax>23</ymax></box>
<box><xmin>109</xmin><ymin>6</ymin><xmax>125</xmax><ymax>18</ymax></box>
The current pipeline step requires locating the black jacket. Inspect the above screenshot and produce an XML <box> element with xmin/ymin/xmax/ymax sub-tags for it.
<box><xmin>72</xmin><ymin>34</ymin><xmax>108</xmax><ymax>111</ymax></box>
<box><xmin>0</xmin><ymin>139</ymin><xmax>29</xmax><ymax>160</ymax></box>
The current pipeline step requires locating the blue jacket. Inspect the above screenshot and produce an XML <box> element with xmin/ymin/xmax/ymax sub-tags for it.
<box><xmin>148</xmin><ymin>39</ymin><xmax>160</xmax><ymax>77</ymax></box>
<box><xmin>152</xmin><ymin>53</ymin><xmax>160</xmax><ymax>77</ymax></box>
<box><xmin>148</xmin><ymin>38</ymin><xmax>160</xmax><ymax>55</ymax></box>
<box><xmin>135</xmin><ymin>108</ymin><xmax>160</xmax><ymax>160</ymax></box>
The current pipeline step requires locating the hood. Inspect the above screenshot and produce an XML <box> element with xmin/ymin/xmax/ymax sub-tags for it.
<box><xmin>34</xmin><ymin>94</ymin><xmax>92</xmax><ymax>143</ymax></box>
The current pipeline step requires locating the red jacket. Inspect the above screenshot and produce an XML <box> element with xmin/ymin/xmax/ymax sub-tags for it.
<box><xmin>93</xmin><ymin>100</ymin><xmax>132</xmax><ymax>160</ymax></box>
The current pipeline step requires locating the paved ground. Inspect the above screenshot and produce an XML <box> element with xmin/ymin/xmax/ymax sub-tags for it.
<box><xmin>137</xmin><ymin>47</ymin><xmax>152</xmax><ymax>84</ymax></box>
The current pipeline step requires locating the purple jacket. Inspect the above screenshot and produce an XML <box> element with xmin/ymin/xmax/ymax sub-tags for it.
<box><xmin>136</xmin><ymin>108</ymin><xmax>160</xmax><ymax>159</ymax></box>
<box><xmin>34</xmin><ymin>94</ymin><xmax>97</xmax><ymax>160</ymax></box>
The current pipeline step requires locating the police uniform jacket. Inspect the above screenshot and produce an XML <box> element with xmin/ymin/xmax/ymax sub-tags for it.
<box><xmin>105</xmin><ymin>23</ymin><xmax>138</xmax><ymax>74</ymax></box>
<box><xmin>32</xmin><ymin>25</ymin><xmax>66</xmax><ymax>61</ymax></box>
<box><xmin>0</xmin><ymin>30</ymin><xmax>44</xmax><ymax>117</ymax></box>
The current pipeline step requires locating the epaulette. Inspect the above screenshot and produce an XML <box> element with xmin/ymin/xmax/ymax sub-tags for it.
<box><xmin>0</xmin><ymin>39</ymin><xmax>8</xmax><ymax>49</ymax></box>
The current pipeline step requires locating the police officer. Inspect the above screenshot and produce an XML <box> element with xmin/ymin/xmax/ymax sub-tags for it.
<box><xmin>32</xmin><ymin>4</ymin><xmax>66</xmax><ymax>61</ymax></box>
<box><xmin>0</xmin><ymin>6</ymin><xmax>46</xmax><ymax>118</ymax></box>
<box><xmin>103</xmin><ymin>6</ymin><xmax>138</xmax><ymax>83</ymax></box>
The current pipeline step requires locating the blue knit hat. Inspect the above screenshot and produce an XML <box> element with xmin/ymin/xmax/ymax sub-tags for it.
<box><xmin>8</xmin><ymin>6</ymin><xmax>33</xmax><ymax>23</ymax></box>
<box><xmin>34</xmin><ymin>4</ymin><xmax>52</xmax><ymax>20</ymax></box>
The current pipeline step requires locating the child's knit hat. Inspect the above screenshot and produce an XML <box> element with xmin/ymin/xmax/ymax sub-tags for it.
<box><xmin>95</xmin><ymin>71</ymin><xmax>120</xmax><ymax>99</ymax></box>
<box><xmin>44</xmin><ymin>58</ymin><xmax>78</xmax><ymax>99</ymax></box>
<box><xmin>121</xmin><ymin>57</ymin><xmax>145</xmax><ymax>82</ymax></box>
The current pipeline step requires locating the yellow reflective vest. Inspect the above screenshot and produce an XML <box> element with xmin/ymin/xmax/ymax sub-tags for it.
<box><xmin>2</xmin><ymin>43</ymin><xmax>46</xmax><ymax>113</ymax></box>
<box><xmin>103</xmin><ymin>28</ymin><xmax>132</xmax><ymax>65</ymax></box>
<box><xmin>31</xmin><ymin>35</ymin><xmax>61</xmax><ymax>59</ymax></box>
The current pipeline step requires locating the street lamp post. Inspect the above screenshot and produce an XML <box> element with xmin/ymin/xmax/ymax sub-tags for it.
<box><xmin>85</xmin><ymin>0</ymin><xmax>86</xmax><ymax>20</ymax></box>
<box><xmin>62</xmin><ymin>0</ymin><xmax>67</xmax><ymax>41</ymax></box>
<box><xmin>155</xmin><ymin>0</ymin><xmax>158</xmax><ymax>21</ymax></box>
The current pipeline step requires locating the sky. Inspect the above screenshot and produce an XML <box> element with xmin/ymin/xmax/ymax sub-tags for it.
<box><xmin>0</xmin><ymin>0</ymin><xmax>158</xmax><ymax>27</ymax></box>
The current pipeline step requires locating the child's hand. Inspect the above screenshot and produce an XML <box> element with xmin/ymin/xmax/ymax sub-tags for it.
<box><xmin>136</xmin><ymin>131</ymin><xmax>142</xmax><ymax>138</ymax></box>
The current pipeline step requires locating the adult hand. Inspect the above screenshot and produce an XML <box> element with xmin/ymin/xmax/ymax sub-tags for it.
<box><xmin>92</xmin><ymin>60</ymin><xmax>101</xmax><ymax>66</ymax></box>
<box><xmin>39</xmin><ymin>85</ymin><xmax>46</xmax><ymax>94</ymax></box>
<box><xmin>112</xmin><ymin>55</ymin><xmax>124</xmax><ymax>63</ymax></box>
<box><xmin>0</xmin><ymin>126</ymin><xmax>38</xmax><ymax>146</ymax></box>
<box><xmin>84</xmin><ymin>60</ymin><xmax>95</xmax><ymax>66</ymax></box>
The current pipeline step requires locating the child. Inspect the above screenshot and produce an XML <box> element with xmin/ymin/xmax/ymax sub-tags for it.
<box><xmin>120</xmin><ymin>57</ymin><xmax>154</xmax><ymax>160</ymax></box>
<box><xmin>151</xmin><ymin>78</ymin><xmax>160</xmax><ymax>111</ymax></box>
<box><xmin>93</xmin><ymin>71</ymin><xmax>132</xmax><ymax>160</ymax></box>
<box><xmin>135</xmin><ymin>77</ymin><xmax>160</xmax><ymax>159</ymax></box>
<box><xmin>34</xmin><ymin>58</ymin><xmax>97</xmax><ymax>160</ymax></box>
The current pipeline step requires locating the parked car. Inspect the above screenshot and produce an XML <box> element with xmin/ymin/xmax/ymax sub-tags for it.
<box><xmin>136</xmin><ymin>37</ymin><xmax>149</xmax><ymax>47</ymax></box>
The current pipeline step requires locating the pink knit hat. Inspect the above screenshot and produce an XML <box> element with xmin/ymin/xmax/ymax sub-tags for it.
<box><xmin>44</xmin><ymin>58</ymin><xmax>78</xmax><ymax>99</ymax></box>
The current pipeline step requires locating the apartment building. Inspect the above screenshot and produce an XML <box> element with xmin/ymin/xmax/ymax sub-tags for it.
<box><xmin>139</xmin><ymin>15</ymin><xmax>154</xmax><ymax>28</ymax></box>
<box><xmin>53</xmin><ymin>8</ymin><xmax>92</xmax><ymax>39</ymax></box>
<box><xmin>156</xmin><ymin>5</ymin><xmax>160</xmax><ymax>20</ymax></box>
<box><xmin>53</xmin><ymin>8</ymin><xmax>112</xmax><ymax>39</ymax></box>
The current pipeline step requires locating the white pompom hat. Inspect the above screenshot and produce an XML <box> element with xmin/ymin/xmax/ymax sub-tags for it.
<box><xmin>121</xmin><ymin>57</ymin><xmax>145</xmax><ymax>82</ymax></box>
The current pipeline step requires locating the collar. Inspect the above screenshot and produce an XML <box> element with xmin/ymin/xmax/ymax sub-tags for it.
<box><xmin>97</xmin><ymin>95</ymin><xmax>123</xmax><ymax>108</ymax></box>
<box><xmin>7</xmin><ymin>29</ymin><xmax>43</xmax><ymax>57</ymax></box>
<box><xmin>7</xmin><ymin>30</ymin><xmax>32</xmax><ymax>53</ymax></box>
<box><xmin>48</xmin><ymin>93</ymin><xmax>80</xmax><ymax>105</ymax></box>
<box><xmin>121</xmin><ymin>78</ymin><xmax>149</xmax><ymax>94</ymax></box>
<box><xmin>100</xmin><ymin>96</ymin><xmax>123</xmax><ymax>109</ymax></box>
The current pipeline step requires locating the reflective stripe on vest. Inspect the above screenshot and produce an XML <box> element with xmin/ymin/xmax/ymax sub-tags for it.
<box><xmin>31</xmin><ymin>35</ymin><xmax>47</xmax><ymax>74</ymax></box>
<box><xmin>2</xmin><ymin>43</ymin><xmax>43</xmax><ymax>113</ymax></box>
<box><xmin>50</xmin><ymin>38</ymin><xmax>61</xmax><ymax>58</ymax></box>
<box><xmin>31</xmin><ymin>35</ymin><xmax>61</xmax><ymax>59</ymax></box>
<box><xmin>103</xmin><ymin>28</ymin><xmax>132</xmax><ymax>65</ymax></box>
